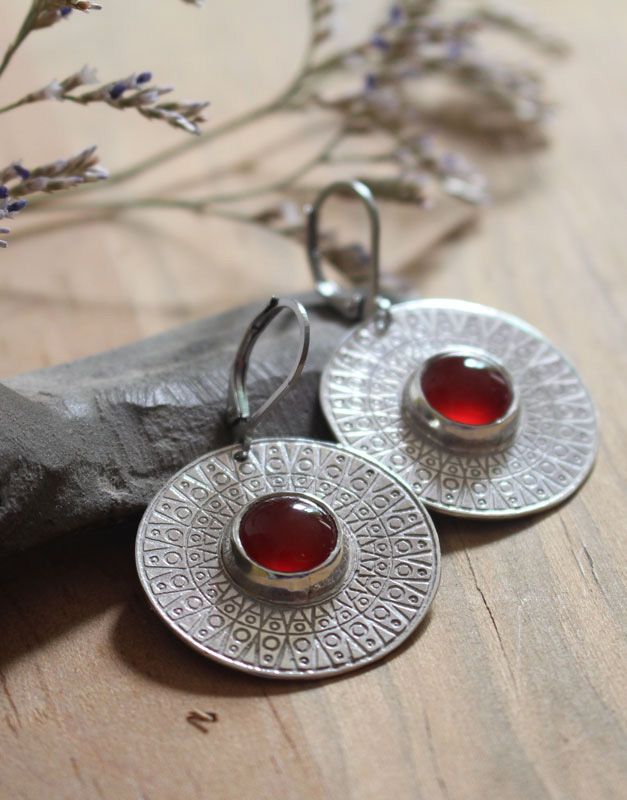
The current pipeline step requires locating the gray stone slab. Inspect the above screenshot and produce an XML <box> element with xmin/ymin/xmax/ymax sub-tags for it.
<box><xmin>0</xmin><ymin>294</ymin><xmax>353</xmax><ymax>556</ymax></box>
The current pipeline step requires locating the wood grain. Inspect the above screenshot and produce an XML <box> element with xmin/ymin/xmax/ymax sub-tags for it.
<box><xmin>1</xmin><ymin>1</ymin><xmax>626</xmax><ymax>799</ymax></box>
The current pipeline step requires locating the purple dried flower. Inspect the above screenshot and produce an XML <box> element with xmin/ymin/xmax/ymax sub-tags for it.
<box><xmin>62</xmin><ymin>1</ymin><xmax>102</xmax><ymax>10</ymax></box>
<box><xmin>365</xmin><ymin>73</ymin><xmax>377</xmax><ymax>91</ymax></box>
<box><xmin>439</xmin><ymin>152</ymin><xmax>460</xmax><ymax>172</ymax></box>
<box><xmin>13</xmin><ymin>164</ymin><xmax>30</xmax><ymax>180</ymax></box>
<box><xmin>109</xmin><ymin>81</ymin><xmax>127</xmax><ymax>100</ymax></box>
<box><xmin>7</xmin><ymin>200</ymin><xmax>27</xmax><ymax>213</ymax></box>
<box><xmin>371</xmin><ymin>35</ymin><xmax>389</xmax><ymax>50</ymax></box>
<box><xmin>137</xmin><ymin>71</ymin><xmax>152</xmax><ymax>84</ymax></box>
<box><xmin>447</xmin><ymin>40</ymin><xmax>463</xmax><ymax>61</ymax></box>
<box><xmin>0</xmin><ymin>186</ymin><xmax>8</xmax><ymax>199</ymax></box>
<box><xmin>389</xmin><ymin>5</ymin><xmax>403</xmax><ymax>26</ymax></box>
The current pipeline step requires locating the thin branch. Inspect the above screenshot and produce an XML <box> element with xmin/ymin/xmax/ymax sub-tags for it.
<box><xmin>195</xmin><ymin>125</ymin><xmax>344</xmax><ymax>205</ymax></box>
<box><xmin>3</xmin><ymin>0</ymin><xmax>564</xmax><ymax>249</ymax></box>
<box><xmin>0</xmin><ymin>1</ymin><xmax>41</xmax><ymax>80</ymax></box>
<box><xmin>0</xmin><ymin>99</ymin><xmax>28</xmax><ymax>115</ymax></box>
<box><xmin>152</xmin><ymin>116</ymin><xmax>335</xmax><ymax>198</ymax></box>
<box><xmin>26</xmin><ymin>125</ymin><xmax>344</xmax><ymax>220</ymax></box>
<box><xmin>90</xmin><ymin>3</ymin><xmax>320</xmax><ymax>190</ymax></box>
<box><xmin>24</xmin><ymin>3</ymin><xmax>320</xmax><ymax>217</ymax></box>
<box><xmin>15</xmin><ymin>199</ymin><xmax>286</xmax><ymax>238</ymax></box>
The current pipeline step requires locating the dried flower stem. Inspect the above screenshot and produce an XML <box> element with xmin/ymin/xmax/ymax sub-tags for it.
<box><xmin>199</xmin><ymin>126</ymin><xmax>345</xmax><ymax>205</ymax></box>
<box><xmin>35</xmin><ymin>0</ymin><xmax>562</xmax><ymax>209</ymax></box>
<box><xmin>0</xmin><ymin>68</ymin><xmax>208</xmax><ymax>135</ymax></box>
<box><xmin>78</xmin><ymin>9</ymin><xmax>319</xmax><ymax>190</ymax></box>
<box><xmin>9</xmin><ymin>0</ymin><xmax>567</xmax><ymax>255</ymax></box>
<box><xmin>0</xmin><ymin>145</ymin><xmax>107</xmax><ymax>247</ymax></box>
<box><xmin>41</xmin><ymin>126</ymin><xmax>344</xmax><ymax>216</ymax></box>
<box><xmin>0</xmin><ymin>1</ymin><xmax>101</xmax><ymax>80</ymax></box>
<box><xmin>0</xmin><ymin>0</ymin><xmax>209</xmax><ymax>245</ymax></box>
<box><xmin>0</xmin><ymin>2</ymin><xmax>42</xmax><ymax>79</ymax></box>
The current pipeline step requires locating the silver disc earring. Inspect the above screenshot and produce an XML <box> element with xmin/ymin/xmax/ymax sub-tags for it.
<box><xmin>307</xmin><ymin>181</ymin><xmax>599</xmax><ymax>519</ymax></box>
<box><xmin>136</xmin><ymin>296</ymin><xmax>440</xmax><ymax>679</ymax></box>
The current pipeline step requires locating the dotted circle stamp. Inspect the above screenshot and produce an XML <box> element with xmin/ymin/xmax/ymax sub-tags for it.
<box><xmin>136</xmin><ymin>438</ymin><xmax>440</xmax><ymax>679</ymax></box>
<box><xmin>320</xmin><ymin>299</ymin><xmax>598</xmax><ymax>518</ymax></box>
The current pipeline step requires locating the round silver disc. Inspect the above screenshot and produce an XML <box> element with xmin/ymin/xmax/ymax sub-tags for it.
<box><xmin>136</xmin><ymin>437</ymin><xmax>440</xmax><ymax>679</ymax></box>
<box><xmin>320</xmin><ymin>299</ymin><xmax>599</xmax><ymax>518</ymax></box>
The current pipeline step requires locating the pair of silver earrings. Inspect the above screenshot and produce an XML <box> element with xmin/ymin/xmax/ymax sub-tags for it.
<box><xmin>136</xmin><ymin>181</ymin><xmax>598</xmax><ymax>680</ymax></box>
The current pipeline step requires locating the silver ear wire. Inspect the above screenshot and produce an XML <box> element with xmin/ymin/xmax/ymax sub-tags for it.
<box><xmin>305</xmin><ymin>180</ymin><xmax>391</xmax><ymax>331</ymax></box>
<box><xmin>226</xmin><ymin>296</ymin><xmax>310</xmax><ymax>460</ymax></box>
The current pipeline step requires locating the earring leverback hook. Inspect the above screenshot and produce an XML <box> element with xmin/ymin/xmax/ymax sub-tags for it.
<box><xmin>305</xmin><ymin>180</ymin><xmax>391</xmax><ymax>331</ymax></box>
<box><xmin>227</xmin><ymin>296</ymin><xmax>310</xmax><ymax>460</ymax></box>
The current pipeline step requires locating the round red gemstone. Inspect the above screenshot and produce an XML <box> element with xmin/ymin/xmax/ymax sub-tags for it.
<box><xmin>421</xmin><ymin>353</ymin><xmax>512</xmax><ymax>425</ymax></box>
<box><xmin>239</xmin><ymin>495</ymin><xmax>338</xmax><ymax>573</ymax></box>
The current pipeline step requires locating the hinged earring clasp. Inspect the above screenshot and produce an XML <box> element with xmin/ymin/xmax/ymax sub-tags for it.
<box><xmin>305</xmin><ymin>179</ymin><xmax>391</xmax><ymax>332</ymax></box>
<box><xmin>226</xmin><ymin>296</ymin><xmax>310</xmax><ymax>460</ymax></box>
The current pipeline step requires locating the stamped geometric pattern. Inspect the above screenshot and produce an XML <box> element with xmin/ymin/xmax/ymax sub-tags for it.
<box><xmin>136</xmin><ymin>438</ymin><xmax>440</xmax><ymax>679</ymax></box>
<box><xmin>320</xmin><ymin>299</ymin><xmax>598</xmax><ymax>518</ymax></box>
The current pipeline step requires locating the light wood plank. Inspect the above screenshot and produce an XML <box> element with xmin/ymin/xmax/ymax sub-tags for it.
<box><xmin>0</xmin><ymin>1</ymin><xmax>625</xmax><ymax>798</ymax></box>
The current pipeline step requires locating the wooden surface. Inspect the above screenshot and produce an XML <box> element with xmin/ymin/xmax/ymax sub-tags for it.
<box><xmin>1</xmin><ymin>1</ymin><xmax>626</xmax><ymax>798</ymax></box>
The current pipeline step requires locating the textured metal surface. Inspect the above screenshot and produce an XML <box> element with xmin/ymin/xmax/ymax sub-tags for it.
<box><xmin>320</xmin><ymin>299</ymin><xmax>599</xmax><ymax>518</ymax></box>
<box><xmin>136</xmin><ymin>437</ymin><xmax>440</xmax><ymax>679</ymax></box>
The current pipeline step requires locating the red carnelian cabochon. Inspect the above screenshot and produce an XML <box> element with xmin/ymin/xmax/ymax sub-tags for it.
<box><xmin>421</xmin><ymin>353</ymin><xmax>512</xmax><ymax>425</ymax></box>
<box><xmin>239</xmin><ymin>495</ymin><xmax>338</xmax><ymax>573</ymax></box>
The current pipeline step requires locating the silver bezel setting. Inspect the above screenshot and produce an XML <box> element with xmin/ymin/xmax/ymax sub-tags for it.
<box><xmin>320</xmin><ymin>299</ymin><xmax>599</xmax><ymax>518</ymax></box>
<box><xmin>222</xmin><ymin>491</ymin><xmax>351</xmax><ymax>604</ymax></box>
<box><xmin>135</xmin><ymin>437</ymin><xmax>440</xmax><ymax>679</ymax></box>
<box><xmin>403</xmin><ymin>346</ymin><xmax>520</xmax><ymax>448</ymax></box>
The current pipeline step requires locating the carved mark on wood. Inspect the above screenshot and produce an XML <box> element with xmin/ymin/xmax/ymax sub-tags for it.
<box><xmin>186</xmin><ymin>710</ymin><xmax>219</xmax><ymax>733</ymax></box>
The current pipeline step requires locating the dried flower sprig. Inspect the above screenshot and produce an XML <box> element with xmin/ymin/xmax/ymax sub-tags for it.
<box><xmin>33</xmin><ymin>0</ymin><xmax>102</xmax><ymax>30</ymax></box>
<box><xmin>32</xmin><ymin>6</ymin><xmax>74</xmax><ymax>31</ymax></box>
<box><xmin>311</xmin><ymin>0</ymin><xmax>340</xmax><ymax>47</ymax></box>
<box><xmin>0</xmin><ymin>67</ymin><xmax>209</xmax><ymax>135</ymax></box>
<box><xmin>0</xmin><ymin>1</ymin><xmax>102</xmax><ymax>80</ymax></box>
<box><xmin>0</xmin><ymin>0</ymin><xmax>211</xmax><ymax>245</ymax></box>
<box><xmin>4</xmin><ymin>0</ymin><xmax>566</xmax><ymax>258</ymax></box>
<box><xmin>0</xmin><ymin>147</ymin><xmax>106</xmax><ymax>246</ymax></box>
<box><xmin>476</xmin><ymin>3</ymin><xmax>570</xmax><ymax>57</ymax></box>
<box><xmin>46</xmin><ymin>1</ymin><xmax>103</xmax><ymax>10</ymax></box>
<box><xmin>0</xmin><ymin>187</ymin><xmax>27</xmax><ymax>248</ymax></box>
<box><xmin>69</xmin><ymin>0</ymin><xmax>562</xmax><ymax>208</ymax></box>
<box><xmin>8</xmin><ymin>146</ymin><xmax>108</xmax><ymax>197</ymax></box>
